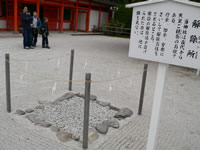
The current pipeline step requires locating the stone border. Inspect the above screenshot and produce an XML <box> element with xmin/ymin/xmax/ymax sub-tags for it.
<box><xmin>15</xmin><ymin>92</ymin><xmax>133</xmax><ymax>143</ymax></box>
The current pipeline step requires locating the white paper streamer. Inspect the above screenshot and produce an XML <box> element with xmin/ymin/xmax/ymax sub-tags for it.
<box><xmin>109</xmin><ymin>83</ymin><xmax>112</xmax><ymax>92</ymax></box>
<box><xmin>25</xmin><ymin>61</ymin><xmax>28</xmax><ymax>71</ymax></box>
<box><xmin>83</xmin><ymin>60</ymin><xmax>88</xmax><ymax>70</ymax></box>
<box><xmin>20</xmin><ymin>72</ymin><xmax>24</xmax><ymax>81</ymax></box>
<box><xmin>52</xmin><ymin>82</ymin><xmax>57</xmax><ymax>95</ymax></box>
<box><xmin>57</xmin><ymin>58</ymin><xmax>61</xmax><ymax>68</ymax></box>
<box><xmin>117</xmin><ymin>65</ymin><xmax>121</xmax><ymax>77</ymax></box>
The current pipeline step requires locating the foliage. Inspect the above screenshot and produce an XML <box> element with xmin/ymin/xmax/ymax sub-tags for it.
<box><xmin>190</xmin><ymin>0</ymin><xmax>200</xmax><ymax>2</ymax></box>
<box><xmin>103</xmin><ymin>20</ymin><xmax>126</xmax><ymax>35</ymax></box>
<box><xmin>106</xmin><ymin>0</ymin><xmax>147</xmax><ymax>34</ymax></box>
<box><xmin>106</xmin><ymin>0</ymin><xmax>200</xmax><ymax>37</ymax></box>
<box><xmin>113</xmin><ymin>0</ymin><xmax>200</xmax><ymax>28</ymax></box>
<box><xmin>113</xmin><ymin>0</ymin><xmax>147</xmax><ymax>28</ymax></box>
<box><xmin>114</xmin><ymin>4</ymin><xmax>132</xmax><ymax>28</ymax></box>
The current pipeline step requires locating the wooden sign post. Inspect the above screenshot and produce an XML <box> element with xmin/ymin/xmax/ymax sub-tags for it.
<box><xmin>196</xmin><ymin>69</ymin><xmax>200</xmax><ymax>76</ymax></box>
<box><xmin>126</xmin><ymin>0</ymin><xmax>200</xmax><ymax>149</ymax></box>
<box><xmin>146</xmin><ymin>63</ymin><xmax>168</xmax><ymax>150</ymax></box>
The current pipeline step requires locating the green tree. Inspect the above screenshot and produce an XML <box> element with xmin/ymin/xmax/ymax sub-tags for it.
<box><xmin>190</xmin><ymin>0</ymin><xmax>200</xmax><ymax>2</ymax></box>
<box><xmin>114</xmin><ymin>0</ymin><xmax>200</xmax><ymax>28</ymax></box>
<box><xmin>114</xmin><ymin>0</ymin><xmax>147</xmax><ymax>28</ymax></box>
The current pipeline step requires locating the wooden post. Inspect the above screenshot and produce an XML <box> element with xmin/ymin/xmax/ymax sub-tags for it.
<box><xmin>98</xmin><ymin>8</ymin><xmax>101</xmax><ymax>29</ymax></box>
<box><xmin>14</xmin><ymin>0</ymin><xmax>18</xmax><ymax>33</ymax></box>
<box><xmin>71</xmin><ymin>9</ymin><xmax>75</xmax><ymax>30</ymax></box>
<box><xmin>69</xmin><ymin>50</ymin><xmax>74</xmax><ymax>91</ymax></box>
<box><xmin>86</xmin><ymin>5</ymin><xmax>91</xmax><ymax>32</ymax></box>
<box><xmin>5</xmin><ymin>54</ymin><xmax>11</xmax><ymax>113</ymax></box>
<box><xmin>75</xmin><ymin>1</ymin><xmax>79</xmax><ymax>32</ymax></box>
<box><xmin>0</xmin><ymin>0</ymin><xmax>2</xmax><ymax>16</ymax></box>
<box><xmin>83</xmin><ymin>73</ymin><xmax>91</xmax><ymax>149</ymax></box>
<box><xmin>196</xmin><ymin>69</ymin><xmax>200</xmax><ymax>76</ymax></box>
<box><xmin>60</xmin><ymin>0</ymin><xmax>64</xmax><ymax>32</ymax></box>
<box><xmin>138</xmin><ymin>64</ymin><xmax>148</xmax><ymax>115</ymax></box>
<box><xmin>146</xmin><ymin>63</ymin><xmax>168</xmax><ymax>150</ymax></box>
<box><xmin>37</xmin><ymin>0</ymin><xmax>40</xmax><ymax>17</ymax></box>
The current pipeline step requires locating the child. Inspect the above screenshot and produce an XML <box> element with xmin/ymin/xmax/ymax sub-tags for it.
<box><xmin>41</xmin><ymin>17</ymin><xmax>50</xmax><ymax>49</ymax></box>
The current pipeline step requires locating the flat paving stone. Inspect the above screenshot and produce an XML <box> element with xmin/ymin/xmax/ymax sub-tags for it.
<box><xmin>109</xmin><ymin>105</ymin><xmax>120</xmax><ymax>111</ymax></box>
<box><xmin>114</xmin><ymin>107</ymin><xmax>133</xmax><ymax>118</ymax></box>
<box><xmin>56</xmin><ymin>130</ymin><xmax>72</xmax><ymax>142</ymax></box>
<box><xmin>39</xmin><ymin>121</ymin><xmax>51</xmax><ymax>128</ymax></box>
<box><xmin>25</xmin><ymin>109</ymin><xmax>34</xmax><ymax>113</ymax></box>
<box><xmin>76</xmin><ymin>93</ymin><xmax>97</xmax><ymax>101</ymax></box>
<box><xmin>50</xmin><ymin>126</ymin><xmax>60</xmax><ymax>132</ymax></box>
<box><xmin>95</xmin><ymin>123</ymin><xmax>109</xmax><ymax>134</ymax></box>
<box><xmin>26</xmin><ymin>114</ymin><xmax>44</xmax><ymax>125</ymax></box>
<box><xmin>34</xmin><ymin>105</ymin><xmax>45</xmax><ymax>110</ymax></box>
<box><xmin>16</xmin><ymin>110</ymin><xmax>26</xmax><ymax>115</ymax></box>
<box><xmin>104</xmin><ymin>119</ymin><xmax>120</xmax><ymax>129</ymax></box>
<box><xmin>96</xmin><ymin>100</ymin><xmax>111</xmax><ymax>107</ymax></box>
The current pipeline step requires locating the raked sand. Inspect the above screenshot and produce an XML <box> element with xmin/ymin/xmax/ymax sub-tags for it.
<box><xmin>0</xmin><ymin>32</ymin><xmax>200</xmax><ymax>150</ymax></box>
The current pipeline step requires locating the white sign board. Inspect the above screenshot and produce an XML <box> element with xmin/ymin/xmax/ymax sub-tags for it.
<box><xmin>129</xmin><ymin>1</ymin><xmax>200</xmax><ymax>69</ymax></box>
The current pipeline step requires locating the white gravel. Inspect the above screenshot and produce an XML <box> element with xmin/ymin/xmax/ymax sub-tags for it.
<box><xmin>32</xmin><ymin>96</ymin><xmax>116</xmax><ymax>136</ymax></box>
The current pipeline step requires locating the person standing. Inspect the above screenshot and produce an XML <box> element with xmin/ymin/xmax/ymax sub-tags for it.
<box><xmin>41</xmin><ymin>17</ymin><xmax>50</xmax><ymax>49</ymax></box>
<box><xmin>20</xmin><ymin>6</ymin><xmax>34</xmax><ymax>49</ymax></box>
<box><xmin>32</xmin><ymin>11</ymin><xmax>42</xmax><ymax>47</ymax></box>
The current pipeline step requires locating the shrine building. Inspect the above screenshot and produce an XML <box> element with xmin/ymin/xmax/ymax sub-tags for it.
<box><xmin>0</xmin><ymin>0</ymin><xmax>115</xmax><ymax>33</ymax></box>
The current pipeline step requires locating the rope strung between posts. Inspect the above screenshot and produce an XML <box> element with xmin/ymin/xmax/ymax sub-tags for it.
<box><xmin>5</xmin><ymin>58</ymin><xmax>147</xmax><ymax>84</ymax></box>
<box><xmin>75</xmin><ymin>53</ymin><xmax>147</xmax><ymax>67</ymax></box>
<box><xmin>10</xmin><ymin>53</ymin><xmax>71</xmax><ymax>62</ymax></box>
<box><xmin>2</xmin><ymin>52</ymin><xmax>145</xmax><ymax>70</ymax></box>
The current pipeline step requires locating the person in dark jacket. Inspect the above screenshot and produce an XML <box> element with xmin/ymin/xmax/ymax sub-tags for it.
<box><xmin>32</xmin><ymin>11</ymin><xmax>42</xmax><ymax>47</ymax></box>
<box><xmin>20</xmin><ymin>6</ymin><xmax>34</xmax><ymax>49</ymax></box>
<box><xmin>41</xmin><ymin>17</ymin><xmax>50</xmax><ymax>49</ymax></box>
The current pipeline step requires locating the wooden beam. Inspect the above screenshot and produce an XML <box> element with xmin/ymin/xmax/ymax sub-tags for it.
<box><xmin>0</xmin><ymin>0</ymin><xmax>2</xmax><ymax>16</ymax></box>
<box><xmin>86</xmin><ymin>5</ymin><xmax>91</xmax><ymax>32</ymax></box>
<box><xmin>37</xmin><ymin>0</ymin><xmax>40</xmax><ymax>17</ymax></box>
<box><xmin>75</xmin><ymin>1</ymin><xmax>79</xmax><ymax>32</ymax></box>
<box><xmin>14</xmin><ymin>0</ymin><xmax>18</xmax><ymax>33</ymax></box>
<box><xmin>71</xmin><ymin>8</ymin><xmax>74</xmax><ymax>30</ymax></box>
<box><xmin>98</xmin><ymin>8</ymin><xmax>101</xmax><ymax>28</ymax></box>
<box><xmin>59</xmin><ymin>0</ymin><xmax>64</xmax><ymax>32</ymax></box>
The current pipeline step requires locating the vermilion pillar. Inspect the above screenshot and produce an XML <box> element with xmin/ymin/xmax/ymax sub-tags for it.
<box><xmin>59</xmin><ymin>0</ymin><xmax>64</xmax><ymax>32</ymax></box>
<box><xmin>37</xmin><ymin>0</ymin><xmax>40</xmax><ymax>17</ymax></box>
<box><xmin>0</xmin><ymin>0</ymin><xmax>2</xmax><ymax>16</ymax></box>
<box><xmin>14</xmin><ymin>0</ymin><xmax>18</xmax><ymax>33</ymax></box>
<box><xmin>98</xmin><ymin>8</ymin><xmax>101</xmax><ymax>28</ymax></box>
<box><xmin>86</xmin><ymin>5</ymin><xmax>91</xmax><ymax>32</ymax></box>
<box><xmin>75</xmin><ymin>1</ymin><xmax>79</xmax><ymax>32</ymax></box>
<box><xmin>71</xmin><ymin>9</ymin><xmax>74</xmax><ymax>30</ymax></box>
